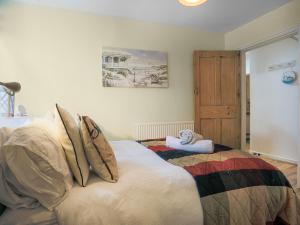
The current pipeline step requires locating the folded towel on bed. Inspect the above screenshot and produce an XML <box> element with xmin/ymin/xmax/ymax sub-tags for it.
<box><xmin>178</xmin><ymin>129</ymin><xmax>203</xmax><ymax>145</ymax></box>
<box><xmin>166</xmin><ymin>136</ymin><xmax>213</xmax><ymax>153</ymax></box>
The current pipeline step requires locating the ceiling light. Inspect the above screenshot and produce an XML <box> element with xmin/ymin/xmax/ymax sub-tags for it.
<box><xmin>178</xmin><ymin>0</ymin><xmax>208</xmax><ymax>7</ymax></box>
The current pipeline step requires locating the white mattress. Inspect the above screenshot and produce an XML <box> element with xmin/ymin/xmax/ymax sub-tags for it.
<box><xmin>0</xmin><ymin>140</ymin><xmax>203</xmax><ymax>225</ymax></box>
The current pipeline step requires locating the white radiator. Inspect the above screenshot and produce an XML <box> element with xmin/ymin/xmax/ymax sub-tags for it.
<box><xmin>134</xmin><ymin>121</ymin><xmax>194</xmax><ymax>140</ymax></box>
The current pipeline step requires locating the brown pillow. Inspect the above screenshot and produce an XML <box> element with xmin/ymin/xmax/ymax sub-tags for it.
<box><xmin>79</xmin><ymin>116</ymin><xmax>118</xmax><ymax>183</ymax></box>
<box><xmin>54</xmin><ymin>104</ymin><xmax>89</xmax><ymax>187</ymax></box>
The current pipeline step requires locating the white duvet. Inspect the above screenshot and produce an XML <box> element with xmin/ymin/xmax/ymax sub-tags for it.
<box><xmin>1</xmin><ymin>141</ymin><xmax>203</xmax><ymax>225</ymax></box>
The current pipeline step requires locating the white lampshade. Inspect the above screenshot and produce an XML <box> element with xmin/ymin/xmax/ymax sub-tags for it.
<box><xmin>178</xmin><ymin>0</ymin><xmax>208</xmax><ymax>7</ymax></box>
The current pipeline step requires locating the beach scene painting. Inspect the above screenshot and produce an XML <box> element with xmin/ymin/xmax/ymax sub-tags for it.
<box><xmin>102</xmin><ymin>47</ymin><xmax>168</xmax><ymax>88</ymax></box>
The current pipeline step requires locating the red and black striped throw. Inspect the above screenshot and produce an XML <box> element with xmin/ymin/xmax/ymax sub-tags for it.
<box><xmin>140</xmin><ymin>140</ymin><xmax>300</xmax><ymax>225</ymax></box>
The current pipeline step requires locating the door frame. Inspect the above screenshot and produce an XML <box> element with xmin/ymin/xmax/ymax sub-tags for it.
<box><xmin>239</xmin><ymin>25</ymin><xmax>300</xmax><ymax>188</ymax></box>
<box><xmin>239</xmin><ymin>25</ymin><xmax>299</xmax><ymax>151</ymax></box>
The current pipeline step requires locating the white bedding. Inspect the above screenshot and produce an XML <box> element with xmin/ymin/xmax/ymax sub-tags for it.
<box><xmin>0</xmin><ymin>207</ymin><xmax>57</xmax><ymax>225</ymax></box>
<box><xmin>1</xmin><ymin>140</ymin><xmax>203</xmax><ymax>225</ymax></box>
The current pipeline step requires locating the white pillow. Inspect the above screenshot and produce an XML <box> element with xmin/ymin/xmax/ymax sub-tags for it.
<box><xmin>0</xmin><ymin>158</ymin><xmax>39</xmax><ymax>210</ymax></box>
<box><xmin>0</xmin><ymin>127</ymin><xmax>14</xmax><ymax>146</ymax></box>
<box><xmin>2</xmin><ymin>126</ymin><xmax>73</xmax><ymax>210</ymax></box>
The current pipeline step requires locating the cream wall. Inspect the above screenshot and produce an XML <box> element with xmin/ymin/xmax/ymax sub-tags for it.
<box><xmin>247</xmin><ymin>38</ymin><xmax>299</xmax><ymax>162</ymax></box>
<box><xmin>225</xmin><ymin>0</ymin><xmax>300</xmax><ymax>50</ymax></box>
<box><xmin>0</xmin><ymin>4</ymin><xmax>224</xmax><ymax>139</ymax></box>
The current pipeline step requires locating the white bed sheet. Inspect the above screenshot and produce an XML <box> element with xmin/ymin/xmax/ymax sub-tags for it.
<box><xmin>0</xmin><ymin>140</ymin><xmax>203</xmax><ymax>225</ymax></box>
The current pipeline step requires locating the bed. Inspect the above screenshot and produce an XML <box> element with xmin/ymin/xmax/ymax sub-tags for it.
<box><xmin>140</xmin><ymin>139</ymin><xmax>300</xmax><ymax>225</ymax></box>
<box><xmin>0</xmin><ymin>140</ymin><xmax>299</xmax><ymax>225</ymax></box>
<box><xmin>0</xmin><ymin>140</ymin><xmax>203</xmax><ymax>225</ymax></box>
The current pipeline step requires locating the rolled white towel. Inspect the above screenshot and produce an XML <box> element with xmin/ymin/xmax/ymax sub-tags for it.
<box><xmin>178</xmin><ymin>129</ymin><xmax>203</xmax><ymax>145</ymax></box>
<box><xmin>166</xmin><ymin>136</ymin><xmax>214</xmax><ymax>153</ymax></box>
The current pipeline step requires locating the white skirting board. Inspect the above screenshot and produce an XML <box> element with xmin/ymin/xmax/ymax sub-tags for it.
<box><xmin>249</xmin><ymin>150</ymin><xmax>298</xmax><ymax>165</ymax></box>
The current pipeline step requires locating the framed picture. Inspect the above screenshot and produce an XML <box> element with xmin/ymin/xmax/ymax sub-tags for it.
<box><xmin>102</xmin><ymin>47</ymin><xmax>168</xmax><ymax>88</ymax></box>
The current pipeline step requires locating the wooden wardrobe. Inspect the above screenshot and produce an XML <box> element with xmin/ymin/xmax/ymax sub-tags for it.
<box><xmin>194</xmin><ymin>51</ymin><xmax>241</xmax><ymax>148</ymax></box>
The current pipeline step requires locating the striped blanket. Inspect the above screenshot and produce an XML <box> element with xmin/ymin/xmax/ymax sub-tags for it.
<box><xmin>140</xmin><ymin>140</ymin><xmax>300</xmax><ymax>225</ymax></box>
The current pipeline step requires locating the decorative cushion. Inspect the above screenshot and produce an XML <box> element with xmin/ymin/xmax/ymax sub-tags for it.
<box><xmin>54</xmin><ymin>104</ymin><xmax>89</xmax><ymax>186</ymax></box>
<box><xmin>80</xmin><ymin>116</ymin><xmax>118</xmax><ymax>183</ymax></box>
<box><xmin>1</xmin><ymin>126</ymin><xmax>73</xmax><ymax>210</ymax></box>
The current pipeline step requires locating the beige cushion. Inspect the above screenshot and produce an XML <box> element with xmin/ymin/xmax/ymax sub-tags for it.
<box><xmin>2</xmin><ymin>126</ymin><xmax>73</xmax><ymax>210</ymax></box>
<box><xmin>80</xmin><ymin>116</ymin><xmax>118</xmax><ymax>182</ymax></box>
<box><xmin>54</xmin><ymin>104</ymin><xmax>89</xmax><ymax>186</ymax></box>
